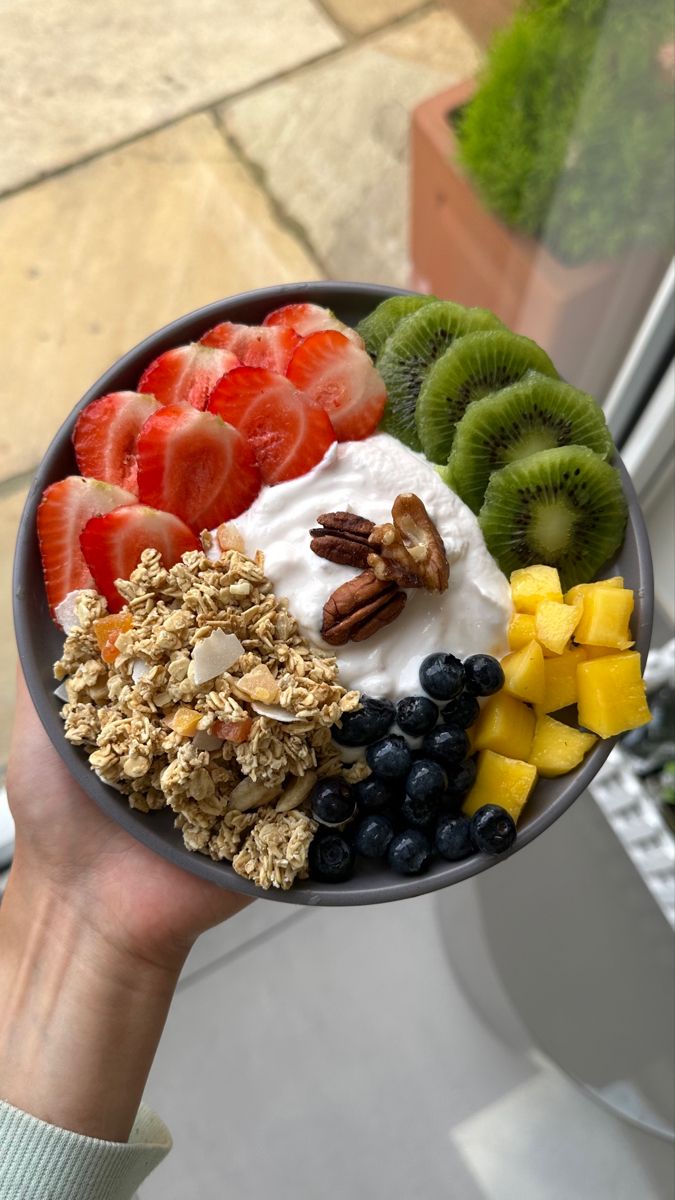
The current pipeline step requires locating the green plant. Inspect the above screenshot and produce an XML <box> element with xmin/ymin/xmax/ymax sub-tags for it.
<box><xmin>456</xmin><ymin>0</ymin><xmax>674</xmax><ymax>264</ymax></box>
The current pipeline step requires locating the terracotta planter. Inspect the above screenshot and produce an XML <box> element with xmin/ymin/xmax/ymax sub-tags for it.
<box><xmin>410</xmin><ymin>80</ymin><xmax>665</xmax><ymax>397</ymax></box>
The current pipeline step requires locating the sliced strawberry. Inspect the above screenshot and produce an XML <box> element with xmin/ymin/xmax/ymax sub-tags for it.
<box><xmin>207</xmin><ymin>367</ymin><xmax>335</xmax><ymax>485</ymax></box>
<box><xmin>199</xmin><ymin>322</ymin><xmax>299</xmax><ymax>372</ymax></box>
<box><xmin>81</xmin><ymin>506</ymin><xmax>198</xmax><ymax>612</ymax></box>
<box><xmin>73</xmin><ymin>391</ymin><xmax>161</xmax><ymax>494</ymax></box>
<box><xmin>262</xmin><ymin>302</ymin><xmax>365</xmax><ymax>348</ymax></box>
<box><xmin>137</xmin><ymin>344</ymin><xmax>239</xmax><ymax>409</ymax></box>
<box><xmin>37</xmin><ymin>476</ymin><xmax>137</xmax><ymax>620</ymax></box>
<box><xmin>136</xmin><ymin>404</ymin><xmax>261</xmax><ymax>531</ymax></box>
<box><xmin>286</xmin><ymin>330</ymin><xmax>387</xmax><ymax>441</ymax></box>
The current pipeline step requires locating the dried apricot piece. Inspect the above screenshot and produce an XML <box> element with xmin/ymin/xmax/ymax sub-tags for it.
<box><xmin>93</xmin><ymin>613</ymin><xmax>132</xmax><ymax>663</ymax></box>
<box><xmin>236</xmin><ymin>664</ymin><xmax>279</xmax><ymax>703</ymax></box>
<box><xmin>212</xmin><ymin>717</ymin><xmax>253</xmax><ymax>744</ymax></box>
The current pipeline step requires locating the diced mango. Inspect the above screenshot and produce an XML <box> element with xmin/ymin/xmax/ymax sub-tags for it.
<box><xmin>93</xmin><ymin>612</ymin><xmax>132</xmax><ymax>663</ymax></box>
<box><xmin>501</xmin><ymin>640</ymin><xmax>545</xmax><ymax>706</ymax></box>
<box><xmin>577</xmin><ymin>651</ymin><xmax>651</xmax><ymax>738</ymax></box>
<box><xmin>564</xmin><ymin>576</ymin><xmax>624</xmax><ymax>606</ymax></box>
<box><xmin>535</xmin><ymin>600</ymin><xmax>581</xmax><ymax>655</ymax></box>
<box><xmin>169</xmin><ymin>706</ymin><xmax>203</xmax><ymax>737</ymax></box>
<box><xmin>574</xmin><ymin>587</ymin><xmax>634</xmax><ymax>649</ymax></box>
<box><xmin>472</xmin><ymin>692</ymin><xmax>536</xmax><ymax>761</ymax></box>
<box><xmin>583</xmin><ymin>645</ymin><xmax>616</xmax><ymax>659</ymax></box>
<box><xmin>510</xmin><ymin>565</ymin><xmax>563</xmax><ymax>614</ymax></box>
<box><xmin>508</xmin><ymin>612</ymin><xmax>537</xmax><ymax>651</ymax></box>
<box><xmin>539</xmin><ymin>646</ymin><xmax>587</xmax><ymax>713</ymax></box>
<box><xmin>528</xmin><ymin>714</ymin><xmax>597</xmax><ymax>777</ymax></box>
<box><xmin>463</xmin><ymin>750</ymin><xmax>538</xmax><ymax>824</ymax></box>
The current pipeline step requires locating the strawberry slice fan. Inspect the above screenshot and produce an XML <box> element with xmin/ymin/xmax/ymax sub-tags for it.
<box><xmin>207</xmin><ymin>367</ymin><xmax>335</xmax><ymax>484</ymax></box>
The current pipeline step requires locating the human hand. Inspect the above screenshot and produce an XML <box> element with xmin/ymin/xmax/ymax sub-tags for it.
<box><xmin>0</xmin><ymin>672</ymin><xmax>249</xmax><ymax>1140</ymax></box>
<box><xmin>7</xmin><ymin>670</ymin><xmax>249</xmax><ymax>972</ymax></box>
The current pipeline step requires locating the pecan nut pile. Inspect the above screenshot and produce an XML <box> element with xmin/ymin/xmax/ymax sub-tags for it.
<box><xmin>310</xmin><ymin>493</ymin><xmax>449</xmax><ymax>646</ymax></box>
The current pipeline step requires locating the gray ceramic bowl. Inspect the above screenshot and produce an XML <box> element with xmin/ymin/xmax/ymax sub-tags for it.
<box><xmin>13</xmin><ymin>282</ymin><xmax>654</xmax><ymax>905</ymax></box>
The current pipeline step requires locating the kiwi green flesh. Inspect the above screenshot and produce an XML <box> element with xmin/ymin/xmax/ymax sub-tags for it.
<box><xmin>357</xmin><ymin>295</ymin><xmax>436</xmax><ymax>360</ymax></box>
<box><xmin>446</xmin><ymin>375</ymin><xmax>614</xmax><ymax>513</ymax></box>
<box><xmin>478</xmin><ymin>445</ymin><xmax>627</xmax><ymax>591</ymax></box>
<box><xmin>378</xmin><ymin>301</ymin><xmax>503</xmax><ymax>451</ymax></box>
<box><xmin>416</xmin><ymin>330</ymin><xmax>558</xmax><ymax>464</ymax></box>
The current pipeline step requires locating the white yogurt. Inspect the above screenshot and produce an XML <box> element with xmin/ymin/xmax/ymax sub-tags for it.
<box><xmin>235</xmin><ymin>434</ymin><xmax>512</xmax><ymax>702</ymax></box>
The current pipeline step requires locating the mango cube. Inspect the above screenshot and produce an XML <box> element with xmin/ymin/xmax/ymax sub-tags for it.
<box><xmin>535</xmin><ymin>600</ymin><xmax>581</xmax><ymax>655</ymax></box>
<box><xmin>501</xmin><ymin>640</ymin><xmax>545</xmax><ymax>706</ymax></box>
<box><xmin>574</xmin><ymin>587</ymin><xmax>634</xmax><ymax>650</ymax></box>
<box><xmin>510</xmin><ymin>565</ymin><xmax>563</xmax><ymax>613</ymax></box>
<box><xmin>463</xmin><ymin>750</ymin><xmax>538</xmax><ymax>824</ymax></box>
<box><xmin>528</xmin><ymin>714</ymin><xmax>597</xmax><ymax>777</ymax></box>
<box><xmin>539</xmin><ymin>646</ymin><xmax>587</xmax><ymax>713</ymax></box>
<box><xmin>577</xmin><ymin>651</ymin><xmax>651</xmax><ymax>738</ymax></box>
<box><xmin>508</xmin><ymin>612</ymin><xmax>537</xmax><ymax>652</ymax></box>
<box><xmin>472</xmin><ymin>692</ymin><xmax>536</xmax><ymax>761</ymax></box>
<box><xmin>564</xmin><ymin>576</ymin><xmax>624</xmax><ymax>606</ymax></box>
<box><xmin>583</xmin><ymin>645</ymin><xmax>616</xmax><ymax>659</ymax></box>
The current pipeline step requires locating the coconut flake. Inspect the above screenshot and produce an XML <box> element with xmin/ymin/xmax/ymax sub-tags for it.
<box><xmin>54</xmin><ymin>590</ymin><xmax>84</xmax><ymax>633</ymax></box>
<box><xmin>190</xmin><ymin>628</ymin><xmax>244</xmax><ymax>686</ymax></box>
<box><xmin>250</xmin><ymin>701</ymin><xmax>302</xmax><ymax>724</ymax></box>
<box><xmin>131</xmin><ymin>659</ymin><xmax>151</xmax><ymax>684</ymax></box>
<box><xmin>53</xmin><ymin>681</ymin><xmax>69</xmax><ymax>702</ymax></box>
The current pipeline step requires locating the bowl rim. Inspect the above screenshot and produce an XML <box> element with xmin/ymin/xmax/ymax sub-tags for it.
<box><xmin>13</xmin><ymin>281</ymin><xmax>654</xmax><ymax>906</ymax></box>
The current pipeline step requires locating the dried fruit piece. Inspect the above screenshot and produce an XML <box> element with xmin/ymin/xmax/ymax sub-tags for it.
<box><xmin>216</xmin><ymin>523</ymin><xmax>245</xmax><ymax>553</ymax></box>
<box><xmin>236</xmin><ymin>664</ymin><xmax>280</xmax><ymax>704</ymax></box>
<box><xmin>169</xmin><ymin>707</ymin><xmax>204</xmax><ymax>737</ymax></box>
<box><xmin>93</xmin><ymin>613</ymin><xmax>133</xmax><ymax>663</ymax></box>
<box><xmin>212</xmin><ymin>717</ymin><xmax>253</xmax><ymax>744</ymax></box>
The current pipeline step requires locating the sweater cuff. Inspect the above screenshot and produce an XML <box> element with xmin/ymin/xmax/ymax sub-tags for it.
<box><xmin>0</xmin><ymin>1098</ymin><xmax>171</xmax><ymax>1200</ymax></box>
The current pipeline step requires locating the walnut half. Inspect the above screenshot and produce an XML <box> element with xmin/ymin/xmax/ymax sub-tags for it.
<box><xmin>368</xmin><ymin>493</ymin><xmax>449</xmax><ymax>592</ymax></box>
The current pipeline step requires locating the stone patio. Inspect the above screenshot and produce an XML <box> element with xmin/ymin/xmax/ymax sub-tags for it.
<box><xmin>1</xmin><ymin>0</ymin><xmax>482</xmax><ymax>764</ymax></box>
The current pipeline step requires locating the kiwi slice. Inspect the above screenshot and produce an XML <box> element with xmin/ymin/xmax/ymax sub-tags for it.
<box><xmin>446</xmin><ymin>375</ymin><xmax>615</xmax><ymax>513</ymax></box>
<box><xmin>378</xmin><ymin>301</ymin><xmax>503</xmax><ymax>451</ymax></box>
<box><xmin>478</xmin><ymin>445</ymin><xmax>627</xmax><ymax>590</ymax></box>
<box><xmin>416</xmin><ymin>330</ymin><xmax>558</xmax><ymax>463</ymax></box>
<box><xmin>357</xmin><ymin>295</ymin><xmax>436</xmax><ymax>361</ymax></box>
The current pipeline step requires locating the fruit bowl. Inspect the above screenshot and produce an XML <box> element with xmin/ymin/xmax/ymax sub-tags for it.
<box><xmin>13</xmin><ymin>282</ymin><xmax>654</xmax><ymax>905</ymax></box>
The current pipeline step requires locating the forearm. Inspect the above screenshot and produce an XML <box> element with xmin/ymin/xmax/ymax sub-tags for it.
<box><xmin>0</xmin><ymin>860</ymin><xmax>183</xmax><ymax>1142</ymax></box>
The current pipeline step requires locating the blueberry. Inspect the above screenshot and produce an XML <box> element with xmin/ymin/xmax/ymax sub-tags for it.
<box><xmin>470</xmin><ymin>805</ymin><xmax>517</xmax><ymax>855</ymax></box>
<box><xmin>445</xmin><ymin>757</ymin><xmax>477</xmax><ymax>798</ymax></box>
<box><xmin>435</xmin><ymin>814</ymin><xmax>474</xmax><ymax>861</ymax></box>
<box><xmin>396</xmin><ymin>695</ymin><xmax>439</xmax><ymax>736</ymax></box>
<box><xmin>387</xmin><ymin>830</ymin><xmax>432</xmax><ymax>875</ymax></box>
<box><xmin>353</xmin><ymin>775</ymin><xmax>394</xmax><ymax>814</ymax></box>
<box><xmin>310</xmin><ymin>777</ymin><xmax>356</xmax><ymax>827</ymax></box>
<box><xmin>331</xmin><ymin>696</ymin><xmax>396</xmax><ymax>746</ymax></box>
<box><xmin>355</xmin><ymin>814</ymin><xmax>395</xmax><ymax>858</ymax></box>
<box><xmin>406</xmin><ymin>759</ymin><xmax>446</xmax><ymax>804</ymax></box>
<box><xmin>463</xmin><ymin>654</ymin><xmax>504</xmax><ymax>697</ymax></box>
<box><xmin>308</xmin><ymin>831</ymin><xmax>356</xmax><ymax>882</ymax></box>
<box><xmin>422</xmin><ymin>725</ymin><xmax>468</xmax><ymax>769</ymax></box>
<box><xmin>400</xmin><ymin>792</ymin><xmax>439</xmax><ymax>830</ymax></box>
<box><xmin>442</xmin><ymin>691</ymin><xmax>480</xmax><ymax>729</ymax></box>
<box><xmin>419</xmin><ymin>653</ymin><xmax>465</xmax><ymax>701</ymax></box>
<box><xmin>366</xmin><ymin>735</ymin><xmax>412</xmax><ymax>781</ymax></box>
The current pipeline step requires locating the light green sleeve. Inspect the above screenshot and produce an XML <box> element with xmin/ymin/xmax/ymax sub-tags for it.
<box><xmin>0</xmin><ymin>1098</ymin><xmax>171</xmax><ymax>1200</ymax></box>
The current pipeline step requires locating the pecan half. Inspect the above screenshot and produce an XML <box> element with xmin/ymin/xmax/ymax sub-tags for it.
<box><xmin>310</xmin><ymin>511</ymin><xmax>375</xmax><ymax>570</ymax></box>
<box><xmin>322</xmin><ymin>571</ymin><xmax>407</xmax><ymax>646</ymax></box>
<box><xmin>368</xmin><ymin>493</ymin><xmax>449</xmax><ymax>592</ymax></box>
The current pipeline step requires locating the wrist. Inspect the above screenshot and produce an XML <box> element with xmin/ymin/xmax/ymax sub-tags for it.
<box><xmin>0</xmin><ymin>864</ymin><xmax>181</xmax><ymax>1140</ymax></box>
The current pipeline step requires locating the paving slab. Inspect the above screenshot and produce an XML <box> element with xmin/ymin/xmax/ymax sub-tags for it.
<box><xmin>0</xmin><ymin>486</ymin><xmax>27</xmax><ymax>765</ymax></box>
<box><xmin>222</xmin><ymin>11</ymin><xmax>481</xmax><ymax>287</ymax></box>
<box><xmin>0</xmin><ymin>0</ymin><xmax>343</xmax><ymax>194</ymax></box>
<box><xmin>0</xmin><ymin>114</ymin><xmax>319</xmax><ymax>481</ymax></box>
<box><xmin>320</xmin><ymin>0</ymin><xmax>429</xmax><ymax>36</ymax></box>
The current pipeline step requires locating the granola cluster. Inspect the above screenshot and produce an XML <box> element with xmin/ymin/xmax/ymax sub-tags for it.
<box><xmin>55</xmin><ymin>547</ymin><xmax>360</xmax><ymax>889</ymax></box>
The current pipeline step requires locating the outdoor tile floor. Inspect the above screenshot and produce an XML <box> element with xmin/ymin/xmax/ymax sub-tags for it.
<box><xmin>2</xmin><ymin>4</ymin><xmax>673</xmax><ymax>1197</ymax></box>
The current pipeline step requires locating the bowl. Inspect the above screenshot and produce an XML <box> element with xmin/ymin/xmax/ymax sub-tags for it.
<box><xmin>13</xmin><ymin>281</ymin><xmax>654</xmax><ymax>905</ymax></box>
